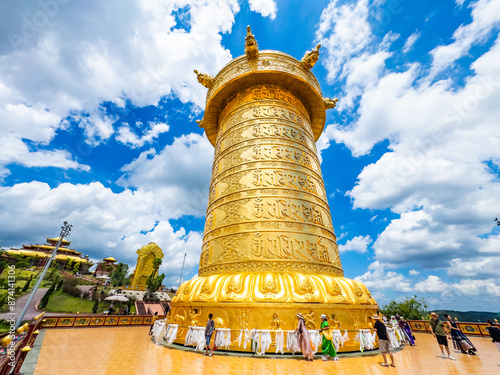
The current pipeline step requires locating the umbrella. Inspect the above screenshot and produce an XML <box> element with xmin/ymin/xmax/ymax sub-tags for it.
<box><xmin>104</xmin><ymin>295</ymin><xmax>129</xmax><ymax>302</ymax></box>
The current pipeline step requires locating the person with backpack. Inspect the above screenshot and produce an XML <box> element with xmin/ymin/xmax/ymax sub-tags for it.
<box><xmin>429</xmin><ymin>312</ymin><xmax>456</xmax><ymax>360</ymax></box>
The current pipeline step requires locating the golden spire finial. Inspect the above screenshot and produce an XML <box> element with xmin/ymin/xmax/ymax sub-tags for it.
<box><xmin>300</xmin><ymin>44</ymin><xmax>321</xmax><ymax>70</ymax></box>
<box><xmin>193</xmin><ymin>69</ymin><xmax>214</xmax><ymax>89</ymax></box>
<box><xmin>245</xmin><ymin>25</ymin><xmax>259</xmax><ymax>60</ymax></box>
<box><xmin>323</xmin><ymin>97</ymin><xmax>338</xmax><ymax>110</ymax></box>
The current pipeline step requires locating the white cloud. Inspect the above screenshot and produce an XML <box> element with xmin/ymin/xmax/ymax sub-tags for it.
<box><xmin>450</xmin><ymin>278</ymin><xmax>500</xmax><ymax>297</ymax></box>
<box><xmin>116</xmin><ymin>122</ymin><xmax>170</xmax><ymax>148</ymax></box>
<box><xmin>402</xmin><ymin>31</ymin><xmax>420</xmax><ymax>53</ymax></box>
<box><xmin>0</xmin><ymin>0</ymin><xmax>240</xmax><ymax>175</ymax></box>
<box><xmin>409</xmin><ymin>269</ymin><xmax>419</xmax><ymax>276</ymax></box>
<box><xmin>314</xmin><ymin>0</ymin><xmax>500</xmax><ymax>311</ymax></box>
<box><xmin>322</xmin><ymin>34</ymin><xmax>500</xmax><ymax>268</ymax></box>
<box><xmin>448</xmin><ymin>256</ymin><xmax>500</xmax><ymax>278</ymax></box>
<box><xmin>339</xmin><ymin>235</ymin><xmax>372</xmax><ymax>253</ymax></box>
<box><xmin>248</xmin><ymin>0</ymin><xmax>278</xmax><ymax>20</ymax></box>
<box><xmin>430</xmin><ymin>0</ymin><xmax>500</xmax><ymax>77</ymax></box>
<box><xmin>118</xmin><ymin>133</ymin><xmax>213</xmax><ymax>218</ymax></box>
<box><xmin>355</xmin><ymin>262</ymin><xmax>412</xmax><ymax>293</ymax></box>
<box><xmin>355</xmin><ymin>263</ymin><xmax>500</xmax><ymax>308</ymax></box>
<box><xmin>0</xmin><ymin>138</ymin><xmax>90</xmax><ymax>174</ymax></box>
<box><xmin>315</xmin><ymin>0</ymin><xmax>372</xmax><ymax>81</ymax></box>
<box><xmin>414</xmin><ymin>275</ymin><xmax>450</xmax><ymax>293</ymax></box>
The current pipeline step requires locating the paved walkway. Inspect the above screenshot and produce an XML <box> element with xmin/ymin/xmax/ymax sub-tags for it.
<box><xmin>0</xmin><ymin>288</ymin><xmax>48</xmax><ymax>322</ymax></box>
<box><xmin>31</xmin><ymin>330</ymin><xmax>500</xmax><ymax>374</ymax></box>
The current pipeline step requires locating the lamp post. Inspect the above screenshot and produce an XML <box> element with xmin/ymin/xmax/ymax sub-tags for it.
<box><xmin>14</xmin><ymin>221</ymin><xmax>73</xmax><ymax>330</ymax></box>
<box><xmin>178</xmin><ymin>253</ymin><xmax>187</xmax><ymax>289</ymax></box>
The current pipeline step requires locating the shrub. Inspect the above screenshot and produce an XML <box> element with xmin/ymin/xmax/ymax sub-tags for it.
<box><xmin>82</xmin><ymin>291</ymin><xmax>90</xmax><ymax>300</ymax></box>
<box><xmin>62</xmin><ymin>277</ymin><xmax>81</xmax><ymax>298</ymax></box>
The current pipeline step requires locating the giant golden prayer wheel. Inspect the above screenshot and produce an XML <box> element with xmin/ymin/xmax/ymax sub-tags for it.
<box><xmin>169</xmin><ymin>28</ymin><xmax>378</xmax><ymax>352</ymax></box>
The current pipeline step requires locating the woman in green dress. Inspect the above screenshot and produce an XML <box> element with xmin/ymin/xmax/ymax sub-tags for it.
<box><xmin>319</xmin><ymin>314</ymin><xmax>338</xmax><ymax>361</ymax></box>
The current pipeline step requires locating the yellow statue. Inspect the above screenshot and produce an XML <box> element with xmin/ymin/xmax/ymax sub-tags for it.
<box><xmin>196</xmin><ymin>118</ymin><xmax>204</xmax><ymax>128</ymax></box>
<box><xmin>245</xmin><ymin>25</ymin><xmax>259</xmax><ymax>59</ymax></box>
<box><xmin>300</xmin><ymin>44</ymin><xmax>321</xmax><ymax>70</ymax></box>
<box><xmin>323</xmin><ymin>97</ymin><xmax>339</xmax><ymax>109</ymax></box>
<box><xmin>129</xmin><ymin>243</ymin><xmax>164</xmax><ymax>290</ymax></box>
<box><xmin>194</xmin><ymin>70</ymin><xmax>214</xmax><ymax>89</ymax></box>
<box><xmin>331</xmin><ymin>313</ymin><xmax>342</xmax><ymax>330</ymax></box>
<box><xmin>189</xmin><ymin>308</ymin><xmax>201</xmax><ymax>326</ymax></box>
<box><xmin>169</xmin><ymin>26</ymin><xmax>378</xmax><ymax>353</ymax></box>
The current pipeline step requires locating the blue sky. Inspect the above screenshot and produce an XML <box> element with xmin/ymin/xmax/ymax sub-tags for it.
<box><xmin>0</xmin><ymin>0</ymin><xmax>499</xmax><ymax>311</ymax></box>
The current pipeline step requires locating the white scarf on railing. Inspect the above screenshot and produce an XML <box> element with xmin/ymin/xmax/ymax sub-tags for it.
<box><xmin>233</xmin><ymin>329</ymin><xmax>243</xmax><ymax>347</ymax></box>
<box><xmin>254</xmin><ymin>330</ymin><xmax>272</xmax><ymax>355</ymax></box>
<box><xmin>309</xmin><ymin>330</ymin><xmax>322</xmax><ymax>353</ymax></box>
<box><xmin>286</xmin><ymin>330</ymin><xmax>300</xmax><ymax>354</ymax></box>
<box><xmin>151</xmin><ymin>320</ymin><xmax>166</xmax><ymax>343</ymax></box>
<box><xmin>341</xmin><ymin>330</ymin><xmax>349</xmax><ymax>346</ymax></box>
<box><xmin>386</xmin><ymin>327</ymin><xmax>399</xmax><ymax>349</ymax></box>
<box><xmin>331</xmin><ymin>330</ymin><xmax>349</xmax><ymax>352</ymax></box>
<box><xmin>355</xmin><ymin>329</ymin><xmax>375</xmax><ymax>352</ymax></box>
<box><xmin>156</xmin><ymin>323</ymin><xmax>168</xmax><ymax>344</ymax></box>
<box><xmin>215</xmin><ymin>328</ymin><xmax>232</xmax><ymax>350</ymax></box>
<box><xmin>275</xmin><ymin>330</ymin><xmax>285</xmax><ymax>354</ymax></box>
<box><xmin>164</xmin><ymin>324</ymin><xmax>179</xmax><ymax>345</ymax></box>
<box><xmin>184</xmin><ymin>326</ymin><xmax>206</xmax><ymax>351</ymax></box>
<box><xmin>243</xmin><ymin>328</ymin><xmax>256</xmax><ymax>349</ymax></box>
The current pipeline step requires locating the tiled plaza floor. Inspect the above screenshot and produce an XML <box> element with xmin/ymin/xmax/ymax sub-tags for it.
<box><xmin>32</xmin><ymin>327</ymin><xmax>499</xmax><ymax>374</ymax></box>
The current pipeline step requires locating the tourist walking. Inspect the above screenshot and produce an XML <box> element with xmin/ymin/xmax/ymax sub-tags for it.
<box><xmin>319</xmin><ymin>314</ymin><xmax>338</xmax><ymax>361</ymax></box>
<box><xmin>429</xmin><ymin>312</ymin><xmax>456</xmax><ymax>360</ymax></box>
<box><xmin>370</xmin><ymin>314</ymin><xmax>395</xmax><ymax>367</ymax></box>
<box><xmin>296</xmin><ymin>313</ymin><xmax>314</xmax><ymax>361</ymax></box>
<box><xmin>204</xmin><ymin>313</ymin><xmax>215</xmax><ymax>357</ymax></box>
<box><xmin>487</xmin><ymin>320</ymin><xmax>500</xmax><ymax>358</ymax></box>
<box><xmin>444</xmin><ymin>314</ymin><xmax>476</xmax><ymax>355</ymax></box>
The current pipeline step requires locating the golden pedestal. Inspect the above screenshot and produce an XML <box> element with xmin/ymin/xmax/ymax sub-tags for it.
<box><xmin>169</xmin><ymin>31</ymin><xmax>378</xmax><ymax>352</ymax></box>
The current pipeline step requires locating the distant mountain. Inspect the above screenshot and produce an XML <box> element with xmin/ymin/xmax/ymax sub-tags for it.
<box><xmin>433</xmin><ymin>310</ymin><xmax>500</xmax><ymax>323</ymax></box>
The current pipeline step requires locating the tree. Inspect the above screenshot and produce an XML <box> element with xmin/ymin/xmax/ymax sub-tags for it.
<box><xmin>145</xmin><ymin>258</ymin><xmax>165</xmax><ymax>297</ymax></box>
<box><xmin>92</xmin><ymin>299</ymin><xmax>99</xmax><ymax>314</ymax></box>
<box><xmin>73</xmin><ymin>262</ymin><xmax>81</xmax><ymax>274</ymax></box>
<box><xmin>38</xmin><ymin>282</ymin><xmax>57</xmax><ymax>309</ymax></box>
<box><xmin>380</xmin><ymin>296</ymin><xmax>429</xmax><ymax>320</ymax></box>
<box><xmin>22</xmin><ymin>274</ymin><xmax>34</xmax><ymax>293</ymax></box>
<box><xmin>66</xmin><ymin>259</ymin><xmax>74</xmax><ymax>272</ymax></box>
<box><xmin>110</xmin><ymin>263</ymin><xmax>129</xmax><ymax>287</ymax></box>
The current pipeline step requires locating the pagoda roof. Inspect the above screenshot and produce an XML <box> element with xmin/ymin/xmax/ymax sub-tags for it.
<box><xmin>5</xmin><ymin>249</ymin><xmax>94</xmax><ymax>264</ymax></box>
<box><xmin>47</xmin><ymin>237</ymin><xmax>71</xmax><ymax>245</ymax></box>
<box><xmin>22</xmin><ymin>244</ymin><xmax>82</xmax><ymax>255</ymax></box>
<box><xmin>103</xmin><ymin>256</ymin><xmax>117</xmax><ymax>262</ymax></box>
